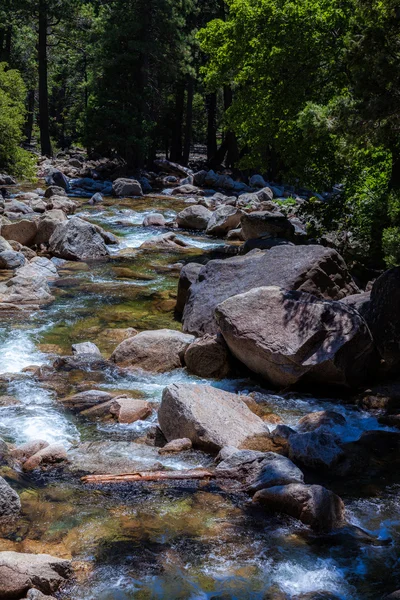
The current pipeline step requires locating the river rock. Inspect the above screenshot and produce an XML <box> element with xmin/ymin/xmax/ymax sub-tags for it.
<box><xmin>143</xmin><ymin>213</ymin><xmax>166</xmax><ymax>227</ymax></box>
<box><xmin>140</xmin><ymin>232</ymin><xmax>191</xmax><ymax>251</ymax></box>
<box><xmin>215</xmin><ymin>449</ymin><xmax>304</xmax><ymax>492</ymax></box>
<box><xmin>297</xmin><ymin>411</ymin><xmax>346</xmax><ymax>433</ymax></box>
<box><xmin>34</xmin><ymin>209</ymin><xmax>67</xmax><ymax>246</ymax></box>
<box><xmin>175</xmin><ymin>262</ymin><xmax>202</xmax><ymax>316</ymax></box>
<box><xmin>23</xmin><ymin>444</ymin><xmax>68</xmax><ymax>471</ymax></box>
<box><xmin>0</xmin><ymin>477</ymin><xmax>21</xmax><ymax>524</ymax></box>
<box><xmin>111</xmin><ymin>329</ymin><xmax>194</xmax><ymax>372</ymax></box>
<box><xmin>0</xmin><ymin>551</ymin><xmax>72</xmax><ymax>598</ymax></box>
<box><xmin>183</xmin><ymin>245</ymin><xmax>359</xmax><ymax>336</ymax></box>
<box><xmin>0</xmin><ymin>275</ymin><xmax>54</xmax><ymax>307</ymax></box>
<box><xmin>109</xmin><ymin>397</ymin><xmax>152</xmax><ymax>424</ymax></box>
<box><xmin>176</xmin><ymin>205</ymin><xmax>212</xmax><ymax>230</ymax></box>
<box><xmin>0</xmin><ymin>251</ymin><xmax>26</xmax><ymax>270</ymax></box>
<box><xmin>49</xmin><ymin>217</ymin><xmax>110</xmax><ymax>260</ymax></box>
<box><xmin>158</xmin><ymin>438</ymin><xmax>192</xmax><ymax>454</ymax></box>
<box><xmin>112</xmin><ymin>178</ymin><xmax>143</xmax><ymax>197</ymax></box>
<box><xmin>60</xmin><ymin>389</ymin><xmax>115</xmax><ymax>412</ymax></box>
<box><xmin>25</xmin><ymin>590</ymin><xmax>57</xmax><ymax>600</ymax></box>
<box><xmin>206</xmin><ymin>205</ymin><xmax>242</xmax><ymax>236</ymax></box>
<box><xmin>71</xmin><ymin>341</ymin><xmax>101</xmax><ymax>356</ymax></box>
<box><xmin>364</xmin><ymin>267</ymin><xmax>400</xmax><ymax>368</ymax></box>
<box><xmin>45</xmin><ymin>196</ymin><xmax>77</xmax><ymax>215</ymax></box>
<box><xmin>44</xmin><ymin>185</ymin><xmax>67</xmax><ymax>198</ymax></box>
<box><xmin>1</xmin><ymin>220</ymin><xmax>38</xmax><ymax>246</ymax></box>
<box><xmin>216</xmin><ymin>286</ymin><xmax>376</xmax><ymax>387</ymax></box>
<box><xmin>16</xmin><ymin>257</ymin><xmax>58</xmax><ymax>281</ymax></box>
<box><xmin>0</xmin><ymin>236</ymin><xmax>12</xmax><ymax>252</ymax></box>
<box><xmin>158</xmin><ymin>383</ymin><xmax>269</xmax><ymax>452</ymax></box>
<box><xmin>253</xmin><ymin>483</ymin><xmax>345</xmax><ymax>532</ymax></box>
<box><xmin>240</xmin><ymin>211</ymin><xmax>295</xmax><ymax>241</ymax></box>
<box><xmin>340</xmin><ymin>291</ymin><xmax>370</xmax><ymax>317</ymax></box>
<box><xmin>288</xmin><ymin>430</ymin><xmax>344</xmax><ymax>470</ymax></box>
<box><xmin>11</xmin><ymin>440</ymin><xmax>49</xmax><ymax>463</ymax></box>
<box><xmin>184</xmin><ymin>334</ymin><xmax>230</xmax><ymax>379</ymax></box>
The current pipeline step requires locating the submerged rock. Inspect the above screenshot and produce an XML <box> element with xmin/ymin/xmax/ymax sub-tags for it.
<box><xmin>216</xmin><ymin>286</ymin><xmax>377</xmax><ymax>387</ymax></box>
<box><xmin>0</xmin><ymin>551</ymin><xmax>72</xmax><ymax>598</ymax></box>
<box><xmin>111</xmin><ymin>329</ymin><xmax>194</xmax><ymax>373</ymax></box>
<box><xmin>158</xmin><ymin>383</ymin><xmax>269</xmax><ymax>452</ymax></box>
<box><xmin>253</xmin><ymin>483</ymin><xmax>345</xmax><ymax>532</ymax></box>
<box><xmin>183</xmin><ymin>245</ymin><xmax>359</xmax><ymax>336</ymax></box>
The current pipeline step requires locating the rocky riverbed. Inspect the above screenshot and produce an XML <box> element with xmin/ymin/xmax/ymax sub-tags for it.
<box><xmin>0</xmin><ymin>164</ymin><xmax>400</xmax><ymax>599</ymax></box>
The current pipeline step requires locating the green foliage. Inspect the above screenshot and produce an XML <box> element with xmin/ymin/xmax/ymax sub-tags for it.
<box><xmin>382</xmin><ymin>227</ymin><xmax>400</xmax><ymax>267</ymax></box>
<box><xmin>0</xmin><ymin>62</ymin><xmax>35</xmax><ymax>178</ymax></box>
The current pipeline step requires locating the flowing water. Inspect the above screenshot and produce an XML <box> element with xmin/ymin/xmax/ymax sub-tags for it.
<box><xmin>0</xmin><ymin>194</ymin><xmax>399</xmax><ymax>599</ymax></box>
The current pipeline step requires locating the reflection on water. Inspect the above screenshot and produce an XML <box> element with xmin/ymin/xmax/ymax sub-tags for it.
<box><xmin>0</xmin><ymin>195</ymin><xmax>399</xmax><ymax>599</ymax></box>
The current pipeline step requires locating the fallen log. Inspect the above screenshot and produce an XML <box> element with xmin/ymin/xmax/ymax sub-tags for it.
<box><xmin>81</xmin><ymin>468</ymin><xmax>215</xmax><ymax>484</ymax></box>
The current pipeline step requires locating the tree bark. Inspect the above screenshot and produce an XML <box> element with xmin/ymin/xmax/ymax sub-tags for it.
<box><xmin>183</xmin><ymin>76</ymin><xmax>194</xmax><ymax>165</ymax></box>
<box><xmin>81</xmin><ymin>468</ymin><xmax>215</xmax><ymax>484</ymax></box>
<box><xmin>170</xmin><ymin>80</ymin><xmax>185</xmax><ymax>164</ymax></box>
<box><xmin>223</xmin><ymin>85</ymin><xmax>239</xmax><ymax>168</ymax></box>
<box><xmin>0</xmin><ymin>25</ymin><xmax>12</xmax><ymax>63</ymax></box>
<box><xmin>206</xmin><ymin>92</ymin><xmax>217</xmax><ymax>162</ymax></box>
<box><xmin>24</xmin><ymin>89</ymin><xmax>35</xmax><ymax>145</ymax></box>
<box><xmin>38</xmin><ymin>0</ymin><xmax>52</xmax><ymax>156</ymax></box>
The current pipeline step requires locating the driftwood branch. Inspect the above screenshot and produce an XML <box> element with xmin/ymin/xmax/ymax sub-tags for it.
<box><xmin>81</xmin><ymin>468</ymin><xmax>215</xmax><ymax>484</ymax></box>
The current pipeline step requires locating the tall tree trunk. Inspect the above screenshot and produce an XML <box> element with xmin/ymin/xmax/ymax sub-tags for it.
<box><xmin>170</xmin><ymin>81</ymin><xmax>185</xmax><ymax>164</ymax></box>
<box><xmin>38</xmin><ymin>0</ymin><xmax>52</xmax><ymax>156</ymax></box>
<box><xmin>206</xmin><ymin>92</ymin><xmax>217</xmax><ymax>162</ymax></box>
<box><xmin>183</xmin><ymin>77</ymin><xmax>194</xmax><ymax>166</ymax></box>
<box><xmin>0</xmin><ymin>25</ymin><xmax>12</xmax><ymax>63</ymax></box>
<box><xmin>24</xmin><ymin>89</ymin><xmax>35</xmax><ymax>145</ymax></box>
<box><xmin>390</xmin><ymin>152</ymin><xmax>400</xmax><ymax>189</ymax></box>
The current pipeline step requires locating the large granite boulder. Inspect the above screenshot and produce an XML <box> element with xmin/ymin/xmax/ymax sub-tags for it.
<box><xmin>176</xmin><ymin>205</ymin><xmax>212</xmax><ymax>230</ymax></box>
<box><xmin>111</xmin><ymin>329</ymin><xmax>194</xmax><ymax>372</ymax></box>
<box><xmin>364</xmin><ymin>268</ymin><xmax>400</xmax><ymax>368</ymax></box>
<box><xmin>182</xmin><ymin>245</ymin><xmax>359</xmax><ymax>336</ymax></box>
<box><xmin>253</xmin><ymin>483</ymin><xmax>345</xmax><ymax>532</ymax></box>
<box><xmin>215</xmin><ymin>286</ymin><xmax>377</xmax><ymax>387</ymax></box>
<box><xmin>49</xmin><ymin>217</ymin><xmax>110</xmax><ymax>260</ymax></box>
<box><xmin>0</xmin><ymin>477</ymin><xmax>21</xmax><ymax>524</ymax></box>
<box><xmin>0</xmin><ymin>251</ymin><xmax>26</xmax><ymax>270</ymax></box>
<box><xmin>112</xmin><ymin>178</ymin><xmax>143</xmax><ymax>197</ymax></box>
<box><xmin>0</xmin><ymin>552</ymin><xmax>72</xmax><ymax>598</ymax></box>
<box><xmin>34</xmin><ymin>209</ymin><xmax>67</xmax><ymax>247</ymax></box>
<box><xmin>158</xmin><ymin>383</ymin><xmax>269</xmax><ymax>452</ymax></box>
<box><xmin>240</xmin><ymin>211</ymin><xmax>295</xmax><ymax>241</ymax></box>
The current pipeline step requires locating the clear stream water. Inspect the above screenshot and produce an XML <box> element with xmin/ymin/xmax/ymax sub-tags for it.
<box><xmin>0</xmin><ymin>194</ymin><xmax>399</xmax><ymax>599</ymax></box>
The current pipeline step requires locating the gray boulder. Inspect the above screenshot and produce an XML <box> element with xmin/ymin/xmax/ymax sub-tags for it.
<box><xmin>206</xmin><ymin>205</ymin><xmax>242</xmax><ymax>236</ymax></box>
<box><xmin>45</xmin><ymin>196</ymin><xmax>77</xmax><ymax>215</ymax></box>
<box><xmin>288</xmin><ymin>430</ymin><xmax>344</xmax><ymax>470</ymax></box>
<box><xmin>0</xmin><ymin>251</ymin><xmax>26</xmax><ymax>270</ymax></box>
<box><xmin>34</xmin><ymin>209</ymin><xmax>67</xmax><ymax>247</ymax></box>
<box><xmin>176</xmin><ymin>205</ymin><xmax>212</xmax><ymax>230</ymax></box>
<box><xmin>44</xmin><ymin>185</ymin><xmax>67</xmax><ymax>198</ymax></box>
<box><xmin>216</xmin><ymin>286</ymin><xmax>376</xmax><ymax>387</ymax></box>
<box><xmin>0</xmin><ymin>477</ymin><xmax>21</xmax><ymax>524</ymax></box>
<box><xmin>143</xmin><ymin>213</ymin><xmax>166</xmax><ymax>227</ymax></box>
<box><xmin>183</xmin><ymin>245</ymin><xmax>359</xmax><ymax>336</ymax></box>
<box><xmin>0</xmin><ymin>551</ymin><xmax>72</xmax><ymax>598</ymax></box>
<box><xmin>112</xmin><ymin>178</ymin><xmax>143</xmax><ymax>197</ymax></box>
<box><xmin>340</xmin><ymin>291</ymin><xmax>370</xmax><ymax>317</ymax></box>
<box><xmin>158</xmin><ymin>383</ymin><xmax>269</xmax><ymax>452</ymax></box>
<box><xmin>253</xmin><ymin>483</ymin><xmax>345</xmax><ymax>532</ymax></box>
<box><xmin>1</xmin><ymin>220</ymin><xmax>38</xmax><ymax>246</ymax></box>
<box><xmin>49</xmin><ymin>217</ymin><xmax>110</xmax><ymax>260</ymax></box>
<box><xmin>240</xmin><ymin>211</ymin><xmax>295</xmax><ymax>241</ymax></box>
<box><xmin>111</xmin><ymin>329</ymin><xmax>194</xmax><ymax>372</ymax></box>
